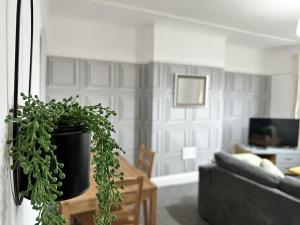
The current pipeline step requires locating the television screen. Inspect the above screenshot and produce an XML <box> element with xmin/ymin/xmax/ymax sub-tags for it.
<box><xmin>248</xmin><ymin>118</ymin><xmax>299</xmax><ymax>148</ymax></box>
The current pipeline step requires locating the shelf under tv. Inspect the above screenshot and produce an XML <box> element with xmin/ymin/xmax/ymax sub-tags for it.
<box><xmin>235</xmin><ymin>144</ymin><xmax>300</xmax><ymax>173</ymax></box>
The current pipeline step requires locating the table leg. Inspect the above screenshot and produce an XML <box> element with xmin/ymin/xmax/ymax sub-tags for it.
<box><xmin>149</xmin><ymin>189</ymin><xmax>157</xmax><ymax>225</ymax></box>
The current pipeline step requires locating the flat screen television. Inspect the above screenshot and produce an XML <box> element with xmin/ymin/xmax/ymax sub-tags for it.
<box><xmin>248</xmin><ymin>118</ymin><xmax>299</xmax><ymax>148</ymax></box>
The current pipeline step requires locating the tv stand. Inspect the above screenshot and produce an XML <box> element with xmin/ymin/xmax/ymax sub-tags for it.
<box><xmin>235</xmin><ymin>144</ymin><xmax>300</xmax><ymax>173</ymax></box>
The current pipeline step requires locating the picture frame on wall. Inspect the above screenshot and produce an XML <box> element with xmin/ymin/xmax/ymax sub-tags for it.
<box><xmin>174</xmin><ymin>74</ymin><xmax>209</xmax><ymax>107</ymax></box>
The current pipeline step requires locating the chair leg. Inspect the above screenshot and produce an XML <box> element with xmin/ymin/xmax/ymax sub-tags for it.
<box><xmin>143</xmin><ymin>200</ymin><xmax>149</xmax><ymax>225</ymax></box>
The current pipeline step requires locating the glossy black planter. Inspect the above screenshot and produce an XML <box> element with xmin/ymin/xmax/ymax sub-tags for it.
<box><xmin>21</xmin><ymin>125</ymin><xmax>91</xmax><ymax>201</ymax></box>
<box><xmin>52</xmin><ymin>126</ymin><xmax>91</xmax><ymax>201</ymax></box>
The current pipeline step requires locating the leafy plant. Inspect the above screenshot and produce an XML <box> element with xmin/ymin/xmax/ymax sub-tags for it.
<box><xmin>6</xmin><ymin>94</ymin><xmax>124</xmax><ymax>225</ymax></box>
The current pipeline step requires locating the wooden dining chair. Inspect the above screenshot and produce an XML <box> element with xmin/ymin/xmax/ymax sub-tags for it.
<box><xmin>136</xmin><ymin>145</ymin><xmax>155</xmax><ymax>178</ymax></box>
<box><xmin>136</xmin><ymin>145</ymin><xmax>155</xmax><ymax>225</ymax></box>
<box><xmin>112</xmin><ymin>176</ymin><xmax>144</xmax><ymax>225</ymax></box>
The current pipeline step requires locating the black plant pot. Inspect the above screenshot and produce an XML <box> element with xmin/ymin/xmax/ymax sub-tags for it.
<box><xmin>21</xmin><ymin>125</ymin><xmax>91</xmax><ymax>201</ymax></box>
<box><xmin>52</xmin><ymin>125</ymin><xmax>91</xmax><ymax>201</ymax></box>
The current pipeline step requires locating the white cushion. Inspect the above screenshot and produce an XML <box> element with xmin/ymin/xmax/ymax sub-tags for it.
<box><xmin>260</xmin><ymin>158</ymin><xmax>285</xmax><ymax>178</ymax></box>
<box><xmin>233</xmin><ymin>153</ymin><xmax>262</xmax><ymax>167</ymax></box>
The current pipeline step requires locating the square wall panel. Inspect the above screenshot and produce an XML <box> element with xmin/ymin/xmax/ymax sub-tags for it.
<box><xmin>230</xmin><ymin>123</ymin><xmax>243</xmax><ymax>142</ymax></box>
<box><xmin>84</xmin><ymin>95</ymin><xmax>114</xmax><ymax>108</ymax></box>
<box><xmin>191</xmin><ymin>106</ymin><xmax>210</xmax><ymax>121</ymax></box>
<box><xmin>119</xmin><ymin>63</ymin><xmax>142</xmax><ymax>90</ymax></box>
<box><xmin>222</xmin><ymin>122</ymin><xmax>244</xmax><ymax>144</ymax></box>
<box><xmin>232</xmin><ymin>74</ymin><xmax>245</xmax><ymax>92</ymax></box>
<box><xmin>265</xmin><ymin>77</ymin><xmax>271</xmax><ymax>94</ymax></box>
<box><xmin>165</xmin><ymin>96</ymin><xmax>187</xmax><ymax>123</ymax></box>
<box><xmin>146</xmin><ymin>63</ymin><xmax>162</xmax><ymax>90</ymax></box>
<box><xmin>211</xmin><ymin>68</ymin><xmax>224</xmax><ymax>92</ymax></box>
<box><xmin>210</xmin><ymin>95</ymin><xmax>222</xmax><ymax>120</ymax></box>
<box><xmin>210</xmin><ymin>126</ymin><xmax>221</xmax><ymax>150</ymax></box>
<box><xmin>146</xmin><ymin>128</ymin><xmax>161</xmax><ymax>154</ymax></box>
<box><xmin>118</xmin><ymin>96</ymin><xmax>142</xmax><ymax>122</ymax></box>
<box><xmin>165</xmin><ymin>129</ymin><xmax>187</xmax><ymax>155</ymax></box>
<box><xmin>222</xmin><ymin>123</ymin><xmax>231</xmax><ymax>143</ymax></box>
<box><xmin>223</xmin><ymin>95</ymin><xmax>232</xmax><ymax>118</ymax></box>
<box><xmin>85</xmin><ymin>61</ymin><xmax>113</xmax><ymax>90</ymax></box>
<box><xmin>260</xmin><ymin>98</ymin><xmax>270</xmax><ymax>116</ymax></box>
<box><xmin>192</xmin><ymin>128</ymin><xmax>210</xmax><ymax>150</ymax></box>
<box><xmin>118</xmin><ymin>127</ymin><xmax>141</xmax><ymax>151</ymax></box>
<box><xmin>232</xmin><ymin>97</ymin><xmax>244</xmax><ymax>117</ymax></box>
<box><xmin>197</xmin><ymin>151</ymin><xmax>213</xmax><ymax>166</ymax></box>
<box><xmin>224</xmin><ymin>73</ymin><xmax>233</xmax><ymax>91</ymax></box>
<box><xmin>47</xmin><ymin>57</ymin><xmax>78</xmax><ymax>89</ymax></box>
<box><xmin>147</xmin><ymin>97</ymin><xmax>161</xmax><ymax>122</ymax></box>
<box><xmin>249</xmin><ymin>76</ymin><xmax>262</xmax><ymax>93</ymax></box>
<box><xmin>164</xmin><ymin>64</ymin><xmax>188</xmax><ymax>90</ymax></box>
<box><xmin>248</xmin><ymin>97</ymin><xmax>260</xmax><ymax>117</ymax></box>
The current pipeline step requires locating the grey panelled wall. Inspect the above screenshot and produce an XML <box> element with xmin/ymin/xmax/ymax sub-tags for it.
<box><xmin>46</xmin><ymin>57</ymin><xmax>146</xmax><ymax>166</ymax></box>
<box><xmin>145</xmin><ymin>63</ymin><xmax>224</xmax><ymax>176</ymax></box>
<box><xmin>222</xmin><ymin>72</ymin><xmax>271</xmax><ymax>152</ymax></box>
<box><xmin>46</xmin><ymin>56</ymin><xmax>271</xmax><ymax>177</ymax></box>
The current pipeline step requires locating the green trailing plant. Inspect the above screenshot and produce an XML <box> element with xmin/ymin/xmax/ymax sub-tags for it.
<box><xmin>6</xmin><ymin>93</ymin><xmax>124</xmax><ymax>225</ymax></box>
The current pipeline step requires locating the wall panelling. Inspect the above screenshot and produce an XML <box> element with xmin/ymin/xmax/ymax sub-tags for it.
<box><xmin>46</xmin><ymin>57</ymin><xmax>271</xmax><ymax>176</ymax></box>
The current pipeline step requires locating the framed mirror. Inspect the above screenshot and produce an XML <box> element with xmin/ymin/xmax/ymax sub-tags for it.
<box><xmin>174</xmin><ymin>74</ymin><xmax>209</xmax><ymax>107</ymax></box>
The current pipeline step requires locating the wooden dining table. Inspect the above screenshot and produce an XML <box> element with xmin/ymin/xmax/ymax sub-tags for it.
<box><xmin>60</xmin><ymin>156</ymin><xmax>157</xmax><ymax>225</ymax></box>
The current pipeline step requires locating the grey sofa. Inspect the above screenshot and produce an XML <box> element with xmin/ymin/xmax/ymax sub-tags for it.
<box><xmin>198</xmin><ymin>152</ymin><xmax>300</xmax><ymax>225</ymax></box>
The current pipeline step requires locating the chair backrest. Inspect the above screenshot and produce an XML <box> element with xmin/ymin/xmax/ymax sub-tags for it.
<box><xmin>112</xmin><ymin>176</ymin><xmax>143</xmax><ymax>225</ymax></box>
<box><xmin>136</xmin><ymin>145</ymin><xmax>155</xmax><ymax>178</ymax></box>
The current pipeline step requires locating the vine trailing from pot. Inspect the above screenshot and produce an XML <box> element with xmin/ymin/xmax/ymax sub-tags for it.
<box><xmin>5</xmin><ymin>94</ymin><xmax>124</xmax><ymax>225</ymax></box>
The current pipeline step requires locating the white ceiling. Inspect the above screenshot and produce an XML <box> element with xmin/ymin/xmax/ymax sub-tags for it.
<box><xmin>48</xmin><ymin>0</ymin><xmax>300</xmax><ymax>48</ymax></box>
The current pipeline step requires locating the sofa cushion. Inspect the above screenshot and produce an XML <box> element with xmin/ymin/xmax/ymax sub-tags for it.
<box><xmin>279</xmin><ymin>176</ymin><xmax>300</xmax><ymax>199</ymax></box>
<box><xmin>260</xmin><ymin>158</ymin><xmax>285</xmax><ymax>178</ymax></box>
<box><xmin>233</xmin><ymin>153</ymin><xmax>262</xmax><ymax>167</ymax></box>
<box><xmin>215</xmin><ymin>152</ymin><xmax>281</xmax><ymax>188</ymax></box>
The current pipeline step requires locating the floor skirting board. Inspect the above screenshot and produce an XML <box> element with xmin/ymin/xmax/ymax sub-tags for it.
<box><xmin>151</xmin><ymin>171</ymin><xmax>199</xmax><ymax>188</ymax></box>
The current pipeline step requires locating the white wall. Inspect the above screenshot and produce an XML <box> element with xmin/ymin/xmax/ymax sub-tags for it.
<box><xmin>267</xmin><ymin>46</ymin><xmax>300</xmax><ymax>118</ymax></box>
<box><xmin>46</xmin><ymin>18</ymin><xmax>228</xmax><ymax>67</ymax></box>
<box><xmin>266</xmin><ymin>45</ymin><xmax>300</xmax><ymax>75</ymax></box>
<box><xmin>46</xmin><ymin>17</ymin><xmax>229</xmax><ymax>67</ymax></box>
<box><xmin>153</xmin><ymin>23</ymin><xmax>227</xmax><ymax>67</ymax></box>
<box><xmin>47</xmin><ymin>17</ymin><xmax>143</xmax><ymax>63</ymax></box>
<box><xmin>225</xmin><ymin>43</ymin><xmax>269</xmax><ymax>74</ymax></box>
<box><xmin>0</xmin><ymin>1</ymin><xmax>13</xmax><ymax>223</ymax></box>
<box><xmin>46</xmin><ymin>17</ymin><xmax>281</xmax><ymax>73</ymax></box>
<box><xmin>270</xmin><ymin>74</ymin><xmax>297</xmax><ymax>118</ymax></box>
<box><xmin>135</xmin><ymin>25</ymin><xmax>154</xmax><ymax>63</ymax></box>
<box><xmin>1</xmin><ymin>0</ymin><xmax>41</xmax><ymax>224</ymax></box>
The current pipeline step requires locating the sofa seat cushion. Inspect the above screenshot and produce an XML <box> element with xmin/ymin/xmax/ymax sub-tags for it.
<box><xmin>279</xmin><ymin>176</ymin><xmax>300</xmax><ymax>199</ymax></box>
<box><xmin>260</xmin><ymin>158</ymin><xmax>285</xmax><ymax>178</ymax></box>
<box><xmin>233</xmin><ymin>153</ymin><xmax>262</xmax><ymax>167</ymax></box>
<box><xmin>215</xmin><ymin>152</ymin><xmax>281</xmax><ymax>188</ymax></box>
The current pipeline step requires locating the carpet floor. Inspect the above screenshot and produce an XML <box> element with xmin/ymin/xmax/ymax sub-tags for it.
<box><xmin>157</xmin><ymin>182</ymin><xmax>209</xmax><ymax>225</ymax></box>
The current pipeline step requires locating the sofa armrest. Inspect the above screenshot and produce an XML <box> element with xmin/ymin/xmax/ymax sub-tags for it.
<box><xmin>198</xmin><ymin>164</ymin><xmax>215</xmax><ymax>216</ymax></box>
<box><xmin>279</xmin><ymin>176</ymin><xmax>300</xmax><ymax>199</ymax></box>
